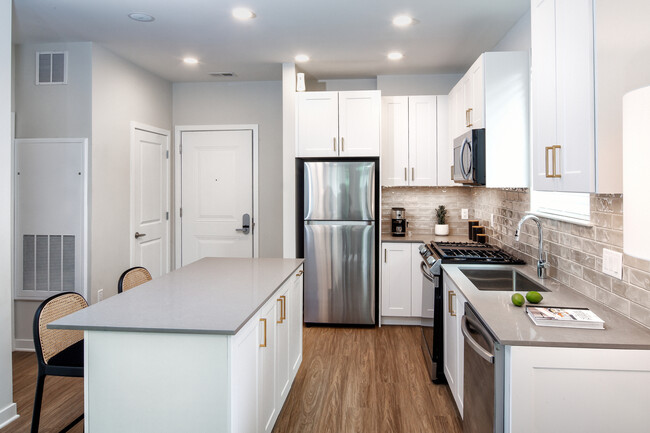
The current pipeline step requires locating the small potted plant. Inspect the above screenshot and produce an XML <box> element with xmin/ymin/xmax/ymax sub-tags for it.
<box><xmin>435</xmin><ymin>205</ymin><xmax>449</xmax><ymax>236</ymax></box>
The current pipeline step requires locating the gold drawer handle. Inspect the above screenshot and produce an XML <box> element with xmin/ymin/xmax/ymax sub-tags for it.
<box><xmin>281</xmin><ymin>295</ymin><xmax>286</xmax><ymax>321</ymax></box>
<box><xmin>295</xmin><ymin>270</ymin><xmax>304</xmax><ymax>277</ymax></box>
<box><xmin>448</xmin><ymin>291</ymin><xmax>456</xmax><ymax>316</ymax></box>
<box><xmin>259</xmin><ymin>318</ymin><xmax>267</xmax><ymax>347</ymax></box>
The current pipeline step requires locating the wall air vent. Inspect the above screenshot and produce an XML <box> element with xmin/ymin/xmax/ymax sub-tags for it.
<box><xmin>36</xmin><ymin>51</ymin><xmax>68</xmax><ymax>85</ymax></box>
<box><xmin>209</xmin><ymin>72</ymin><xmax>237</xmax><ymax>77</ymax></box>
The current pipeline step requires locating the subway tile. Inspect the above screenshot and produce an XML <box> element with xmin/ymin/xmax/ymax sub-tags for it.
<box><xmin>628</xmin><ymin>268</ymin><xmax>650</xmax><ymax>291</ymax></box>
<box><xmin>568</xmin><ymin>275</ymin><xmax>597</xmax><ymax>299</ymax></box>
<box><xmin>612</xmin><ymin>279</ymin><xmax>650</xmax><ymax>309</ymax></box>
<box><xmin>595</xmin><ymin>288</ymin><xmax>630</xmax><ymax>316</ymax></box>
<box><xmin>630</xmin><ymin>303</ymin><xmax>650</xmax><ymax>328</ymax></box>
<box><xmin>623</xmin><ymin>254</ymin><xmax>650</xmax><ymax>273</ymax></box>
<box><xmin>582</xmin><ymin>267</ymin><xmax>612</xmax><ymax>291</ymax></box>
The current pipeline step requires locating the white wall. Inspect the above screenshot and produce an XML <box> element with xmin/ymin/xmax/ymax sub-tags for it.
<box><xmin>0</xmin><ymin>0</ymin><xmax>18</xmax><ymax>426</ymax></box>
<box><xmin>282</xmin><ymin>64</ymin><xmax>296</xmax><ymax>258</ymax></box>
<box><xmin>321</xmin><ymin>78</ymin><xmax>377</xmax><ymax>91</ymax></box>
<box><xmin>377</xmin><ymin>74</ymin><xmax>463</xmax><ymax>96</ymax></box>
<box><xmin>12</xmin><ymin>41</ymin><xmax>93</xmax><ymax>350</ymax></box>
<box><xmin>173</xmin><ymin>81</ymin><xmax>283</xmax><ymax>258</ymax></box>
<box><xmin>492</xmin><ymin>11</ymin><xmax>531</xmax><ymax>52</ymax></box>
<box><xmin>91</xmin><ymin>44</ymin><xmax>172</xmax><ymax>304</ymax></box>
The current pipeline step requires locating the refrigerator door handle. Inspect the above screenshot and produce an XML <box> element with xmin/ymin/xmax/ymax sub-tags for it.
<box><xmin>304</xmin><ymin>220</ymin><xmax>373</xmax><ymax>226</ymax></box>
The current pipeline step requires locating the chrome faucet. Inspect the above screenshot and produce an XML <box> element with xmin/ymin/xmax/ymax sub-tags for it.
<box><xmin>514</xmin><ymin>215</ymin><xmax>548</xmax><ymax>279</ymax></box>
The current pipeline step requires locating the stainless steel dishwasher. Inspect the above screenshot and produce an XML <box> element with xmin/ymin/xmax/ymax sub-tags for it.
<box><xmin>461</xmin><ymin>303</ymin><xmax>505</xmax><ymax>433</ymax></box>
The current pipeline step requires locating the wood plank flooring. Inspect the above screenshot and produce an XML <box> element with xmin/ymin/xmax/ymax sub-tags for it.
<box><xmin>1</xmin><ymin>352</ymin><xmax>83</xmax><ymax>433</ymax></box>
<box><xmin>2</xmin><ymin>326</ymin><xmax>461</xmax><ymax>433</ymax></box>
<box><xmin>273</xmin><ymin>326</ymin><xmax>463</xmax><ymax>433</ymax></box>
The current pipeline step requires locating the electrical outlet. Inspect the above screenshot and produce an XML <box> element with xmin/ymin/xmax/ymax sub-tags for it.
<box><xmin>98</xmin><ymin>289</ymin><xmax>104</xmax><ymax>302</ymax></box>
<box><xmin>602</xmin><ymin>248</ymin><xmax>623</xmax><ymax>279</ymax></box>
<box><xmin>461</xmin><ymin>209</ymin><xmax>469</xmax><ymax>220</ymax></box>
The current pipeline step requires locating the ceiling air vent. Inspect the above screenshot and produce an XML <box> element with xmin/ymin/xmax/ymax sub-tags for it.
<box><xmin>209</xmin><ymin>72</ymin><xmax>237</xmax><ymax>78</ymax></box>
<box><xmin>36</xmin><ymin>51</ymin><xmax>68</xmax><ymax>85</ymax></box>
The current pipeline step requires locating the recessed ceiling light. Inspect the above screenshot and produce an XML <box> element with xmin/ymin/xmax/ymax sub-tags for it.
<box><xmin>232</xmin><ymin>8</ymin><xmax>256</xmax><ymax>20</ymax></box>
<box><xmin>183</xmin><ymin>57</ymin><xmax>199</xmax><ymax>65</ymax></box>
<box><xmin>294</xmin><ymin>54</ymin><xmax>310</xmax><ymax>63</ymax></box>
<box><xmin>128</xmin><ymin>13</ymin><xmax>155</xmax><ymax>23</ymax></box>
<box><xmin>387</xmin><ymin>52</ymin><xmax>404</xmax><ymax>61</ymax></box>
<box><xmin>392</xmin><ymin>15</ymin><xmax>413</xmax><ymax>27</ymax></box>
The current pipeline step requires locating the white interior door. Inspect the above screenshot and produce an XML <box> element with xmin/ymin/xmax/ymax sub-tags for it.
<box><xmin>131</xmin><ymin>126</ymin><xmax>170</xmax><ymax>279</ymax></box>
<box><xmin>180</xmin><ymin>129</ymin><xmax>254</xmax><ymax>266</ymax></box>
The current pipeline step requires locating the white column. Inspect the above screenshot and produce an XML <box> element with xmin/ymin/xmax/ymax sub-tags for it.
<box><xmin>0</xmin><ymin>0</ymin><xmax>18</xmax><ymax>427</ymax></box>
<box><xmin>282</xmin><ymin>63</ymin><xmax>296</xmax><ymax>258</ymax></box>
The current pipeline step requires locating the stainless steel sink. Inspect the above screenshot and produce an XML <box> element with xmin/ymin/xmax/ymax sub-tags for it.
<box><xmin>460</xmin><ymin>268</ymin><xmax>550</xmax><ymax>292</ymax></box>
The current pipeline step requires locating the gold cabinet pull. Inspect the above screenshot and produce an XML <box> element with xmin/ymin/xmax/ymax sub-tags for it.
<box><xmin>295</xmin><ymin>269</ymin><xmax>304</xmax><ymax>277</ymax></box>
<box><xmin>465</xmin><ymin>108</ymin><xmax>473</xmax><ymax>128</ymax></box>
<box><xmin>277</xmin><ymin>298</ymin><xmax>284</xmax><ymax>323</ymax></box>
<box><xmin>552</xmin><ymin>145</ymin><xmax>561</xmax><ymax>178</ymax></box>
<box><xmin>411</xmin><ymin>167</ymin><xmax>415</xmax><ymax>181</ymax></box>
<box><xmin>281</xmin><ymin>295</ymin><xmax>287</xmax><ymax>321</ymax></box>
<box><xmin>341</xmin><ymin>137</ymin><xmax>345</xmax><ymax>152</ymax></box>
<box><xmin>545</xmin><ymin>146</ymin><xmax>552</xmax><ymax>178</ymax></box>
<box><xmin>384</xmin><ymin>249</ymin><xmax>387</xmax><ymax>263</ymax></box>
<box><xmin>333</xmin><ymin>137</ymin><xmax>337</xmax><ymax>152</ymax></box>
<box><xmin>404</xmin><ymin>167</ymin><xmax>407</xmax><ymax>181</ymax></box>
<box><xmin>259</xmin><ymin>318</ymin><xmax>267</xmax><ymax>347</ymax></box>
<box><xmin>448</xmin><ymin>291</ymin><xmax>456</xmax><ymax>316</ymax></box>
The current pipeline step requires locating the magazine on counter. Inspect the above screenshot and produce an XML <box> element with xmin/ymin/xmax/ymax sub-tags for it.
<box><xmin>525</xmin><ymin>306</ymin><xmax>605</xmax><ymax>330</ymax></box>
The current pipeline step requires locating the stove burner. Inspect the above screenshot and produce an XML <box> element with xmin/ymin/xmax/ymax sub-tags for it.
<box><xmin>427</xmin><ymin>241</ymin><xmax>525</xmax><ymax>264</ymax></box>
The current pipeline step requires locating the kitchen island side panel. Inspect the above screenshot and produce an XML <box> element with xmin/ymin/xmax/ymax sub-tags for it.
<box><xmin>85</xmin><ymin>330</ymin><xmax>230</xmax><ymax>433</ymax></box>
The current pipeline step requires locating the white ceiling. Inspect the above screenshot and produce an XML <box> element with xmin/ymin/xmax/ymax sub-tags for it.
<box><xmin>12</xmin><ymin>0</ymin><xmax>530</xmax><ymax>83</ymax></box>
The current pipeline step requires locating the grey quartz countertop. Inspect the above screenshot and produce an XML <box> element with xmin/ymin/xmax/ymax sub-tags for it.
<box><xmin>443</xmin><ymin>263</ymin><xmax>650</xmax><ymax>349</ymax></box>
<box><xmin>381</xmin><ymin>233</ymin><xmax>470</xmax><ymax>244</ymax></box>
<box><xmin>50</xmin><ymin>258</ymin><xmax>304</xmax><ymax>335</ymax></box>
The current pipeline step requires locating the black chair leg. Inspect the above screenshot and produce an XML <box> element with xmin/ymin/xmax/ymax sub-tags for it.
<box><xmin>60</xmin><ymin>413</ymin><xmax>84</xmax><ymax>433</ymax></box>
<box><xmin>31</xmin><ymin>372</ymin><xmax>46</xmax><ymax>433</ymax></box>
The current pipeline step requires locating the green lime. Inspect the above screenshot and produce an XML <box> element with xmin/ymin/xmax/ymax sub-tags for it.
<box><xmin>511</xmin><ymin>293</ymin><xmax>525</xmax><ymax>307</ymax></box>
<box><xmin>526</xmin><ymin>291</ymin><xmax>543</xmax><ymax>304</ymax></box>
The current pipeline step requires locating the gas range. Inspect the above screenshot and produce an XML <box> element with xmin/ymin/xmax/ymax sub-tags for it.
<box><xmin>419</xmin><ymin>241</ymin><xmax>525</xmax><ymax>271</ymax></box>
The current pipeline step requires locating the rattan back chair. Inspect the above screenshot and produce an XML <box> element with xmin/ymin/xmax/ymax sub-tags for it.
<box><xmin>117</xmin><ymin>266</ymin><xmax>152</xmax><ymax>293</ymax></box>
<box><xmin>32</xmin><ymin>292</ymin><xmax>88</xmax><ymax>433</ymax></box>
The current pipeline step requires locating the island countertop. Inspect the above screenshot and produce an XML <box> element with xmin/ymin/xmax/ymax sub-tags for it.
<box><xmin>50</xmin><ymin>258</ymin><xmax>304</xmax><ymax>335</ymax></box>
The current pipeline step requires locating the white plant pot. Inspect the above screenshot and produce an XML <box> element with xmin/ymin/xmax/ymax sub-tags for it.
<box><xmin>435</xmin><ymin>224</ymin><xmax>449</xmax><ymax>236</ymax></box>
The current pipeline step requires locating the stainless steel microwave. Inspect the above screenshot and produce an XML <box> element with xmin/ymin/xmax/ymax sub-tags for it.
<box><xmin>453</xmin><ymin>129</ymin><xmax>486</xmax><ymax>185</ymax></box>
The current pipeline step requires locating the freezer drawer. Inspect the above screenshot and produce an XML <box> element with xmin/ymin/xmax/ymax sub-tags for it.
<box><xmin>303</xmin><ymin>221</ymin><xmax>375</xmax><ymax>324</ymax></box>
<box><xmin>304</xmin><ymin>161</ymin><xmax>375</xmax><ymax>221</ymax></box>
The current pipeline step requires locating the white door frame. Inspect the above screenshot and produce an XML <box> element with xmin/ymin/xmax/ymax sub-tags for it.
<box><xmin>174</xmin><ymin>124</ymin><xmax>259</xmax><ymax>269</ymax></box>
<box><xmin>129</xmin><ymin>121</ymin><xmax>171</xmax><ymax>273</ymax></box>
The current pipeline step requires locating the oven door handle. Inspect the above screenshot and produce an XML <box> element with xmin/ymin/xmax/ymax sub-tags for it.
<box><xmin>420</xmin><ymin>261</ymin><xmax>435</xmax><ymax>282</ymax></box>
<box><xmin>461</xmin><ymin>315</ymin><xmax>495</xmax><ymax>364</ymax></box>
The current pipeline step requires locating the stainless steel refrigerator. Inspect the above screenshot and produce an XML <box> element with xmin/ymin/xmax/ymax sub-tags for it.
<box><xmin>303</xmin><ymin>161</ymin><xmax>376</xmax><ymax>325</ymax></box>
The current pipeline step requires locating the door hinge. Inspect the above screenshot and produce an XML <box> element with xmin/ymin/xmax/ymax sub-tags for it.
<box><xmin>180</xmin><ymin>207</ymin><xmax>183</xmax><ymax>218</ymax></box>
<box><xmin>166</xmin><ymin>211</ymin><xmax>169</xmax><ymax>221</ymax></box>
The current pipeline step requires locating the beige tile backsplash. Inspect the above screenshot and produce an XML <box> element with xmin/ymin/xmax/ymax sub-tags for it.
<box><xmin>382</xmin><ymin>186</ymin><xmax>650</xmax><ymax>329</ymax></box>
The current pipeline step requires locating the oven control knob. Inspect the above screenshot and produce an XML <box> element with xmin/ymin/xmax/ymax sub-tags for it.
<box><xmin>426</xmin><ymin>256</ymin><xmax>435</xmax><ymax>265</ymax></box>
<box><xmin>419</xmin><ymin>245</ymin><xmax>427</xmax><ymax>254</ymax></box>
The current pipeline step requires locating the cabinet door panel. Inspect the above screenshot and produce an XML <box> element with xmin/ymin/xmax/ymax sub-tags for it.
<box><xmin>531</xmin><ymin>0</ymin><xmax>560</xmax><ymax>191</ymax></box>
<box><xmin>381</xmin><ymin>243</ymin><xmax>412</xmax><ymax>317</ymax></box>
<box><xmin>443</xmin><ymin>278</ymin><xmax>458</xmax><ymax>398</ymax></box>
<box><xmin>410</xmin><ymin>243</ymin><xmax>424</xmax><ymax>316</ymax></box>
<box><xmin>231</xmin><ymin>316</ymin><xmax>259</xmax><ymax>433</ymax></box>
<box><xmin>289</xmin><ymin>268</ymin><xmax>303</xmax><ymax>379</ymax></box>
<box><xmin>381</xmin><ymin>96</ymin><xmax>409</xmax><ymax>186</ymax></box>
<box><xmin>555</xmin><ymin>0</ymin><xmax>595</xmax><ymax>192</ymax></box>
<box><xmin>276</xmin><ymin>284</ymin><xmax>291</xmax><ymax>407</ymax></box>
<box><xmin>436</xmin><ymin>95</ymin><xmax>454</xmax><ymax>186</ymax></box>
<box><xmin>258</xmin><ymin>300</ymin><xmax>277</xmax><ymax>433</ymax></box>
<box><xmin>296</xmin><ymin>92</ymin><xmax>339</xmax><ymax>157</ymax></box>
<box><xmin>470</xmin><ymin>58</ymin><xmax>485</xmax><ymax>129</ymax></box>
<box><xmin>339</xmin><ymin>91</ymin><xmax>381</xmax><ymax>156</ymax></box>
<box><xmin>408</xmin><ymin>96</ymin><xmax>438</xmax><ymax>186</ymax></box>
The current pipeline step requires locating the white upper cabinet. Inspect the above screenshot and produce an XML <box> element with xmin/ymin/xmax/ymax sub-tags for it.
<box><xmin>296</xmin><ymin>90</ymin><xmax>380</xmax><ymax>157</ymax></box>
<box><xmin>449</xmin><ymin>51</ymin><xmax>530</xmax><ymax>188</ymax></box>
<box><xmin>381</xmin><ymin>95</ymin><xmax>451</xmax><ymax>187</ymax></box>
<box><xmin>531</xmin><ymin>0</ymin><xmax>596</xmax><ymax>192</ymax></box>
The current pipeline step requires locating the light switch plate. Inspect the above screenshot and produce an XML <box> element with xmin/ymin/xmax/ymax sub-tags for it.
<box><xmin>602</xmin><ymin>248</ymin><xmax>623</xmax><ymax>279</ymax></box>
<box><xmin>461</xmin><ymin>209</ymin><xmax>469</xmax><ymax>220</ymax></box>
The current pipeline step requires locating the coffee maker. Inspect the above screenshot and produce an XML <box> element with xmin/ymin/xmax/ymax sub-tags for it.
<box><xmin>391</xmin><ymin>207</ymin><xmax>407</xmax><ymax>237</ymax></box>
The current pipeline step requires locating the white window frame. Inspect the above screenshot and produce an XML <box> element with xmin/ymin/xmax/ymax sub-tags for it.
<box><xmin>35</xmin><ymin>51</ymin><xmax>68</xmax><ymax>85</ymax></box>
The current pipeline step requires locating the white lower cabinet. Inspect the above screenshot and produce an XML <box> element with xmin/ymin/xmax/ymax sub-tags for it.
<box><xmin>443</xmin><ymin>271</ymin><xmax>466</xmax><ymax>417</ymax></box>
<box><xmin>381</xmin><ymin>242</ymin><xmax>424</xmax><ymax>320</ymax></box>
<box><xmin>231</xmin><ymin>265</ymin><xmax>304</xmax><ymax>433</ymax></box>
<box><xmin>506</xmin><ymin>345</ymin><xmax>650</xmax><ymax>433</ymax></box>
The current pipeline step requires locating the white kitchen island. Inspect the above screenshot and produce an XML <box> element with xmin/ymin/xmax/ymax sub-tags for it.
<box><xmin>51</xmin><ymin>258</ymin><xmax>305</xmax><ymax>433</ymax></box>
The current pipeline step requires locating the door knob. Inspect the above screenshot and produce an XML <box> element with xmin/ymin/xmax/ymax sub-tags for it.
<box><xmin>235</xmin><ymin>213</ymin><xmax>251</xmax><ymax>235</ymax></box>
<box><xmin>134</xmin><ymin>232</ymin><xmax>146</xmax><ymax>239</ymax></box>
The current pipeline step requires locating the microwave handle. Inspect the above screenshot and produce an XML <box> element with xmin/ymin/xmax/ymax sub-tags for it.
<box><xmin>460</xmin><ymin>139</ymin><xmax>472</xmax><ymax>179</ymax></box>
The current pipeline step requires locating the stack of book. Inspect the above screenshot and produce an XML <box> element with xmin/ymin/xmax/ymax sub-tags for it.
<box><xmin>526</xmin><ymin>306</ymin><xmax>605</xmax><ymax>330</ymax></box>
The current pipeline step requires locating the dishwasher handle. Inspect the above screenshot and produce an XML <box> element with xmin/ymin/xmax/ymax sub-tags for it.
<box><xmin>420</xmin><ymin>261</ymin><xmax>435</xmax><ymax>282</ymax></box>
<box><xmin>461</xmin><ymin>315</ymin><xmax>495</xmax><ymax>364</ymax></box>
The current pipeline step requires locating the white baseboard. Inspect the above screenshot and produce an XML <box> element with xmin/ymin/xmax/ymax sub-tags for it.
<box><xmin>381</xmin><ymin>316</ymin><xmax>423</xmax><ymax>326</ymax></box>
<box><xmin>0</xmin><ymin>403</ymin><xmax>19</xmax><ymax>429</ymax></box>
<box><xmin>13</xmin><ymin>338</ymin><xmax>34</xmax><ymax>352</ymax></box>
